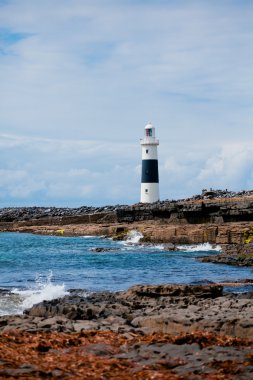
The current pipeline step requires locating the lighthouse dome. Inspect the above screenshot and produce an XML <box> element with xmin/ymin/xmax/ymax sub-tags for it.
<box><xmin>145</xmin><ymin>122</ymin><xmax>154</xmax><ymax>129</ymax></box>
<box><xmin>144</xmin><ymin>122</ymin><xmax>155</xmax><ymax>138</ymax></box>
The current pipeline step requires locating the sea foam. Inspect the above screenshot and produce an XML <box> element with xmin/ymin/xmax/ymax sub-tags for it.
<box><xmin>124</xmin><ymin>230</ymin><xmax>144</xmax><ymax>245</ymax></box>
<box><xmin>177</xmin><ymin>242</ymin><xmax>222</xmax><ymax>252</ymax></box>
<box><xmin>13</xmin><ymin>270</ymin><xmax>68</xmax><ymax>312</ymax></box>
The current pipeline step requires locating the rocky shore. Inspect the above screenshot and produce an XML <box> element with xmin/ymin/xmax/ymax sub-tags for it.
<box><xmin>1</xmin><ymin>188</ymin><xmax>253</xmax><ymax>225</ymax></box>
<box><xmin>2</xmin><ymin>284</ymin><xmax>253</xmax><ymax>338</ymax></box>
<box><xmin>1</xmin><ymin>190</ymin><xmax>253</xmax><ymax>378</ymax></box>
<box><xmin>0</xmin><ymin>284</ymin><xmax>253</xmax><ymax>378</ymax></box>
<box><xmin>1</xmin><ymin>191</ymin><xmax>253</xmax><ymax>251</ymax></box>
<box><xmin>198</xmin><ymin>244</ymin><xmax>253</xmax><ymax>267</ymax></box>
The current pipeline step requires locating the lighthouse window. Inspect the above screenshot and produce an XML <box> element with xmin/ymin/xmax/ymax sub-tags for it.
<box><xmin>146</xmin><ymin>149</ymin><xmax>149</xmax><ymax>154</ymax></box>
<box><xmin>145</xmin><ymin>189</ymin><xmax>148</xmax><ymax>193</ymax></box>
<box><xmin>146</xmin><ymin>129</ymin><xmax>152</xmax><ymax>137</ymax></box>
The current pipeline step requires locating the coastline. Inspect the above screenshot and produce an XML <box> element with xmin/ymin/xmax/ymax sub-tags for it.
<box><xmin>2</xmin><ymin>220</ymin><xmax>253</xmax><ymax>267</ymax></box>
<box><xmin>1</xmin><ymin>195</ymin><xmax>253</xmax><ymax>378</ymax></box>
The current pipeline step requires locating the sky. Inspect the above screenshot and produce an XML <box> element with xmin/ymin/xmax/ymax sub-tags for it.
<box><xmin>0</xmin><ymin>0</ymin><xmax>253</xmax><ymax>207</ymax></box>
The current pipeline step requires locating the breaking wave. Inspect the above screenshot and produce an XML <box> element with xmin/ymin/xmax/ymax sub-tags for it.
<box><xmin>148</xmin><ymin>244</ymin><xmax>164</xmax><ymax>250</ymax></box>
<box><xmin>1</xmin><ymin>271</ymin><xmax>68</xmax><ymax>315</ymax></box>
<box><xmin>123</xmin><ymin>230</ymin><xmax>144</xmax><ymax>245</ymax></box>
<box><xmin>177</xmin><ymin>242</ymin><xmax>222</xmax><ymax>252</ymax></box>
<box><xmin>81</xmin><ymin>235</ymin><xmax>100</xmax><ymax>239</ymax></box>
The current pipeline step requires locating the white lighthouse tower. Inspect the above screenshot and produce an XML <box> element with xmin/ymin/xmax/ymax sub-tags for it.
<box><xmin>140</xmin><ymin>122</ymin><xmax>159</xmax><ymax>203</ymax></box>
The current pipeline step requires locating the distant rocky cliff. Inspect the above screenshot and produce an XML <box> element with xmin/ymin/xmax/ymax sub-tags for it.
<box><xmin>115</xmin><ymin>189</ymin><xmax>253</xmax><ymax>224</ymax></box>
<box><xmin>117</xmin><ymin>198</ymin><xmax>253</xmax><ymax>224</ymax></box>
<box><xmin>1</xmin><ymin>190</ymin><xmax>253</xmax><ymax>247</ymax></box>
<box><xmin>1</xmin><ymin>192</ymin><xmax>253</xmax><ymax>226</ymax></box>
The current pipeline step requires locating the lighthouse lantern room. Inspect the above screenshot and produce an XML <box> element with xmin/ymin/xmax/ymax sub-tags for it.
<box><xmin>140</xmin><ymin>122</ymin><xmax>159</xmax><ymax>203</ymax></box>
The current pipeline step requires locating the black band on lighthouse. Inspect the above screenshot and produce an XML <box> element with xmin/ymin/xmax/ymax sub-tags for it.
<box><xmin>141</xmin><ymin>160</ymin><xmax>159</xmax><ymax>183</ymax></box>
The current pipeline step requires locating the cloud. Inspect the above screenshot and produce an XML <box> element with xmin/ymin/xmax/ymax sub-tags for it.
<box><xmin>0</xmin><ymin>1</ymin><xmax>252</xmax><ymax>140</ymax></box>
<box><xmin>1</xmin><ymin>133</ymin><xmax>253</xmax><ymax>205</ymax></box>
<box><xmin>0</xmin><ymin>1</ymin><xmax>253</xmax><ymax>205</ymax></box>
<box><xmin>0</xmin><ymin>169</ymin><xmax>46</xmax><ymax>198</ymax></box>
<box><xmin>197</xmin><ymin>144</ymin><xmax>253</xmax><ymax>190</ymax></box>
<box><xmin>159</xmin><ymin>143</ymin><xmax>253</xmax><ymax>199</ymax></box>
<box><xmin>0</xmin><ymin>134</ymin><xmax>139</xmax><ymax>206</ymax></box>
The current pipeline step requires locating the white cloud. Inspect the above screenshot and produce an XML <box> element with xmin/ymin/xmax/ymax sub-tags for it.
<box><xmin>197</xmin><ymin>144</ymin><xmax>253</xmax><ymax>190</ymax></box>
<box><xmin>0</xmin><ymin>133</ymin><xmax>139</xmax><ymax>205</ymax></box>
<box><xmin>0</xmin><ymin>169</ymin><xmax>46</xmax><ymax>198</ymax></box>
<box><xmin>159</xmin><ymin>143</ymin><xmax>253</xmax><ymax>200</ymax></box>
<box><xmin>0</xmin><ymin>1</ymin><xmax>253</xmax><ymax>205</ymax></box>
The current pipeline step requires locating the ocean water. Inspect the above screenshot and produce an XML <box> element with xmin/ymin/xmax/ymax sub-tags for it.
<box><xmin>0</xmin><ymin>231</ymin><xmax>252</xmax><ymax>316</ymax></box>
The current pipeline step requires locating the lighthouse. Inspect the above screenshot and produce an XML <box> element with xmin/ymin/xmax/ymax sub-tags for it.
<box><xmin>140</xmin><ymin>122</ymin><xmax>159</xmax><ymax>203</ymax></box>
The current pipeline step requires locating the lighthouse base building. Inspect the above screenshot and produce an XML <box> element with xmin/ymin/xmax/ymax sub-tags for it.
<box><xmin>140</xmin><ymin>123</ymin><xmax>159</xmax><ymax>203</ymax></box>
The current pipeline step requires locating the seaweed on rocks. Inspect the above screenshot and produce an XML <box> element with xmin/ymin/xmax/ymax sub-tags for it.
<box><xmin>0</xmin><ymin>330</ymin><xmax>252</xmax><ymax>379</ymax></box>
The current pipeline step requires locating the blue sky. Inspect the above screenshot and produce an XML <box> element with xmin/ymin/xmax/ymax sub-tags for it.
<box><xmin>0</xmin><ymin>0</ymin><xmax>253</xmax><ymax>206</ymax></box>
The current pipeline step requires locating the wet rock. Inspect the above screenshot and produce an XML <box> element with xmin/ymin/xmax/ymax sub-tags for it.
<box><xmin>198</xmin><ymin>244</ymin><xmax>253</xmax><ymax>266</ymax></box>
<box><xmin>90</xmin><ymin>247</ymin><xmax>119</xmax><ymax>252</ymax></box>
<box><xmin>163</xmin><ymin>243</ymin><xmax>177</xmax><ymax>251</ymax></box>
<box><xmin>121</xmin><ymin>284</ymin><xmax>223</xmax><ymax>299</ymax></box>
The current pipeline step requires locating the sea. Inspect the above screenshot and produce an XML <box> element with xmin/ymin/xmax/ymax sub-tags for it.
<box><xmin>0</xmin><ymin>230</ymin><xmax>253</xmax><ymax>316</ymax></box>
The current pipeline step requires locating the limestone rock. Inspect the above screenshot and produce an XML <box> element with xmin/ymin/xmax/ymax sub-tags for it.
<box><xmin>11</xmin><ymin>284</ymin><xmax>251</xmax><ymax>339</ymax></box>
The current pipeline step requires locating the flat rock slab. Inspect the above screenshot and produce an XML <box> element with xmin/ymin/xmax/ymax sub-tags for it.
<box><xmin>1</xmin><ymin>284</ymin><xmax>252</xmax><ymax>340</ymax></box>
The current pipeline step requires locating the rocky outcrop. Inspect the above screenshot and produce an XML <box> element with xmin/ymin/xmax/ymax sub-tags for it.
<box><xmin>138</xmin><ymin>222</ymin><xmax>253</xmax><ymax>244</ymax></box>
<box><xmin>2</xmin><ymin>218</ymin><xmax>253</xmax><ymax>246</ymax></box>
<box><xmin>1</xmin><ymin>194</ymin><xmax>253</xmax><ymax>254</ymax></box>
<box><xmin>198</xmin><ymin>243</ymin><xmax>253</xmax><ymax>266</ymax></box>
<box><xmin>1</xmin><ymin>193</ymin><xmax>253</xmax><ymax>229</ymax></box>
<box><xmin>89</xmin><ymin>247</ymin><xmax>118</xmax><ymax>253</ymax></box>
<box><xmin>0</xmin><ymin>205</ymin><xmax>121</xmax><ymax>223</ymax></box>
<box><xmin>116</xmin><ymin>197</ymin><xmax>253</xmax><ymax>224</ymax></box>
<box><xmin>1</xmin><ymin>195</ymin><xmax>253</xmax><ymax>247</ymax></box>
<box><xmin>1</xmin><ymin>284</ymin><xmax>253</xmax><ymax>340</ymax></box>
<box><xmin>120</xmin><ymin>283</ymin><xmax>223</xmax><ymax>299</ymax></box>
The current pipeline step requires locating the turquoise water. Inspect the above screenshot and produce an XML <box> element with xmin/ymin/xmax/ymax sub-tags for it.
<box><xmin>0</xmin><ymin>232</ymin><xmax>252</xmax><ymax>315</ymax></box>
